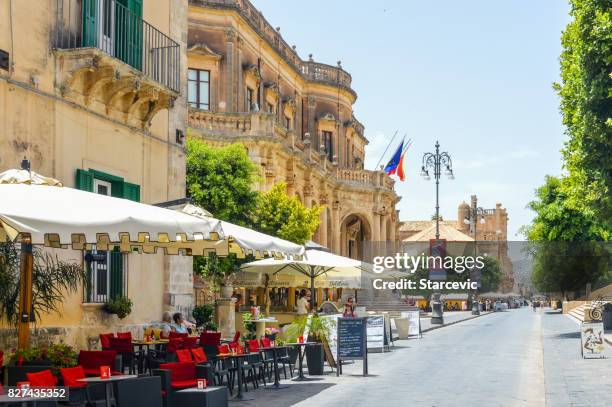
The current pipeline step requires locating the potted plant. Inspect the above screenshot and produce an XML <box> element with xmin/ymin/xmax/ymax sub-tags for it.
<box><xmin>194</xmin><ymin>253</ymin><xmax>244</xmax><ymax>299</ymax></box>
<box><xmin>285</xmin><ymin>314</ymin><xmax>335</xmax><ymax>375</ymax></box>
<box><xmin>104</xmin><ymin>296</ymin><xmax>133</xmax><ymax>319</ymax></box>
<box><xmin>192</xmin><ymin>303</ymin><xmax>218</xmax><ymax>331</ymax></box>
<box><xmin>241</xmin><ymin>312</ymin><xmax>257</xmax><ymax>340</ymax></box>
<box><xmin>8</xmin><ymin>344</ymin><xmax>77</xmax><ymax>376</ymax></box>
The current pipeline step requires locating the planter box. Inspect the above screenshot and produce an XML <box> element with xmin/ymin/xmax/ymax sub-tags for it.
<box><xmin>305</xmin><ymin>344</ymin><xmax>324</xmax><ymax>375</ymax></box>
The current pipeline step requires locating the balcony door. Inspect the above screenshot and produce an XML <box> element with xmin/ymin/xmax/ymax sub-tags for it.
<box><xmin>82</xmin><ymin>0</ymin><xmax>142</xmax><ymax>70</ymax></box>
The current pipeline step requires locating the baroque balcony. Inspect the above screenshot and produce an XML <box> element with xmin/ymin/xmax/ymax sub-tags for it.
<box><xmin>53</xmin><ymin>0</ymin><xmax>180</xmax><ymax>128</ymax></box>
<box><xmin>189</xmin><ymin>109</ymin><xmax>396</xmax><ymax>194</ymax></box>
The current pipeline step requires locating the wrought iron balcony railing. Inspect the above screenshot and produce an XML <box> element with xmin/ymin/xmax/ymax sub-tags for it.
<box><xmin>54</xmin><ymin>0</ymin><xmax>180</xmax><ymax>92</ymax></box>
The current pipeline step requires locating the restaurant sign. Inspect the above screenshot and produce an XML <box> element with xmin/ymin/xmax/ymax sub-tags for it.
<box><xmin>336</xmin><ymin>317</ymin><xmax>368</xmax><ymax>376</ymax></box>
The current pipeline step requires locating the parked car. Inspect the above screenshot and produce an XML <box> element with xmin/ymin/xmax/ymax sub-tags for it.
<box><xmin>493</xmin><ymin>301</ymin><xmax>508</xmax><ymax>311</ymax></box>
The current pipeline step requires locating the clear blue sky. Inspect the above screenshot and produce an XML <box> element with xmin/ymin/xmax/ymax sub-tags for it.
<box><xmin>252</xmin><ymin>0</ymin><xmax>571</xmax><ymax>238</ymax></box>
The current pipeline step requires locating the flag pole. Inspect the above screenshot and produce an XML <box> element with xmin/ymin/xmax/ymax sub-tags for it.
<box><xmin>375</xmin><ymin>130</ymin><xmax>399</xmax><ymax>170</ymax></box>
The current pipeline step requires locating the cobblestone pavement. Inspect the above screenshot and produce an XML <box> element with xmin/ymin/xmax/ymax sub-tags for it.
<box><xmin>236</xmin><ymin>308</ymin><xmax>550</xmax><ymax>407</ymax></box>
<box><xmin>542</xmin><ymin>310</ymin><xmax>612</xmax><ymax>407</ymax></box>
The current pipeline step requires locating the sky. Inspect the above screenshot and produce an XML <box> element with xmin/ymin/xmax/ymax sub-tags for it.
<box><xmin>252</xmin><ymin>0</ymin><xmax>571</xmax><ymax>239</ymax></box>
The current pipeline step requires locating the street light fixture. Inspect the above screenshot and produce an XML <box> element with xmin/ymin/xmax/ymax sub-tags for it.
<box><xmin>421</xmin><ymin>141</ymin><xmax>454</xmax><ymax>324</ymax></box>
<box><xmin>464</xmin><ymin>196</ymin><xmax>488</xmax><ymax>315</ymax></box>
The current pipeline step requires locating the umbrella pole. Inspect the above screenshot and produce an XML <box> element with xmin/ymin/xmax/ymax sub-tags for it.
<box><xmin>310</xmin><ymin>266</ymin><xmax>316</xmax><ymax>311</ymax></box>
<box><xmin>17</xmin><ymin>234</ymin><xmax>33</xmax><ymax>349</ymax></box>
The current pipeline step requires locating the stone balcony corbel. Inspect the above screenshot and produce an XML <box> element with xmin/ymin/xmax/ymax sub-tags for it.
<box><xmin>54</xmin><ymin>48</ymin><xmax>178</xmax><ymax>129</ymax></box>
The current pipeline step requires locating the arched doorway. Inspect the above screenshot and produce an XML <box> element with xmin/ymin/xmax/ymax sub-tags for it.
<box><xmin>340</xmin><ymin>214</ymin><xmax>372</xmax><ymax>260</ymax></box>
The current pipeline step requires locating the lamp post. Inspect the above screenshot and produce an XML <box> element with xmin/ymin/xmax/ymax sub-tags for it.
<box><xmin>421</xmin><ymin>141</ymin><xmax>454</xmax><ymax>325</ymax></box>
<box><xmin>463</xmin><ymin>195</ymin><xmax>485</xmax><ymax>315</ymax></box>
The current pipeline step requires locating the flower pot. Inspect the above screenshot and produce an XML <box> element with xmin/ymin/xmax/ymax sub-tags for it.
<box><xmin>220</xmin><ymin>284</ymin><xmax>233</xmax><ymax>299</ymax></box>
<box><xmin>305</xmin><ymin>344</ymin><xmax>324</xmax><ymax>375</ymax></box>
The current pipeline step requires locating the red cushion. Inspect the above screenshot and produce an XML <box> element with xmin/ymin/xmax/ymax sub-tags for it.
<box><xmin>169</xmin><ymin>331</ymin><xmax>188</xmax><ymax>339</ymax></box>
<box><xmin>79</xmin><ymin>350</ymin><xmax>117</xmax><ymax>371</ymax></box>
<box><xmin>191</xmin><ymin>348</ymin><xmax>207</xmax><ymax>363</ymax></box>
<box><xmin>217</xmin><ymin>344</ymin><xmax>230</xmax><ymax>354</ymax></box>
<box><xmin>248</xmin><ymin>339</ymin><xmax>259</xmax><ymax>352</ymax></box>
<box><xmin>159</xmin><ymin>362</ymin><xmax>196</xmax><ymax>382</ymax></box>
<box><xmin>109</xmin><ymin>337</ymin><xmax>134</xmax><ymax>353</ymax></box>
<box><xmin>116</xmin><ymin>332</ymin><xmax>133</xmax><ymax>341</ymax></box>
<box><xmin>26</xmin><ymin>370</ymin><xmax>57</xmax><ymax>388</ymax></box>
<box><xmin>99</xmin><ymin>333</ymin><xmax>115</xmax><ymax>349</ymax></box>
<box><xmin>166</xmin><ymin>338</ymin><xmax>183</xmax><ymax>353</ymax></box>
<box><xmin>182</xmin><ymin>337</ymin><xmax>198</xmax><ymax>349</ymax></box>
<box><xmin>60</xmin><ymin>366</ymin><xmax>87</xmax><ymax>388</ymax></box>
<box><xmin>261</xmin><ymin>338</ymin><xmax>271</xmax><ymax>348</ymax></box>
<box><xmin>199</xmin><ymin>332</ymin><xmax>221</xmax><ymax>346</ymax></box>
<box><xmin>170</xmin><ymin>379</ymin><xmax>197</xmax><ymax>390</ymax></box>
<box><xmin>176</xmin><ymin>349</ymin><xmax>193</xmax><ymax>363</ymax></box>
<box><xmin>232</xmin><ymin>331</ymin><xmax>241</xmax><ymax>343</ymax></box>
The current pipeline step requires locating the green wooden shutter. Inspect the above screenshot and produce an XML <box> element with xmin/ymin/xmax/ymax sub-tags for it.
<box><xmin>82</xmin><ymin>0</ymin><xmax>98</xmax><ymax>47</ymax></box>
<box><xmin>76</xmin><ymin>169</ymin><xmax>94</xmax><ymax>192</ymax></box>
<box><xmin>123</xmin><ymin>182</ymin><xmax>141</xmax><ymax>202</ymax></box>
<box><xmin>115</xmin><ymin>0</ymin><xmax>142</xmax><ymax>70</ymax></box>
<box><xmin>109</xmin><ymin>247</ymin><xmax>124</xmax><ymax>300</ymax></box>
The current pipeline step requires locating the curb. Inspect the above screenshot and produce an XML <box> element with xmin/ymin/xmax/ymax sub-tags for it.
<box><xmin>421</xmin><ymin>311</ymin><xmax>495</xmax><ymax>333</ymax></box>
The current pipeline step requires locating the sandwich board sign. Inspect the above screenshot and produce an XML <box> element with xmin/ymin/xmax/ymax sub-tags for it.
<box><xmin>401</xmin><ymin>311</ymin><xmax>422</xmax><ymax>338</ymax></box>
<box><xmin>366</xmin><ymin>315</ymin><xmax>385</xmax><ymax>350</ymax></box>
<box><xmin>336</xmin><ymin>317</ymin><xmax>368</xmax><ymax>376</ymax></box>
<box><xmin>581</xmin><ymin>322</ymin><xmax>606</xmax><ymax>359</ymax></box>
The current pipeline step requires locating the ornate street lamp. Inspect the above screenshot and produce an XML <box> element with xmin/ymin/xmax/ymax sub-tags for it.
<box><xmin>463</xmin><ymin>195</ymin><xmax>486</xmax><ymax>315</ymax></box>
<box><xmin>421</xmin><ymin>141</ymin><xmax>454</xmax><ymax>324</ymax></box>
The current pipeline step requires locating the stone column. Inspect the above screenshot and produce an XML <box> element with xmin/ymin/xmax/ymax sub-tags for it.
<box><xmin>319</xmin><ymin>206</ymin><xmax>328</xmax><ymax>248</ymax></box>
<box><xmin>237</xmin><ymin>39</ymin><xmax>244</xmax><ymax>112</ymax></box>
<box><xmin>287</xmin><ymin>287</ymin><xmax>296</xmax><ymax>311</ymax></box>
<box><xmin>372</xmin><ymin>212</ymin><xmax>381</xmax><ymax>242</ymax></box>
<box><xmin>215</xmin><ymin>298</ymin><xmax>237</xmax><ymax>341</ymax></box>
<box><xmin>307</xmin><ymin>96</ymin><xmax>317</xmax><ymax>148</ymax></box>
<box><xmin>225</xmin><ymin>29</ymin><xmax>235</xmax><ymax>112</ymax></box>
<box><xmin>380</xmin><ymin>214</ymin><xmax>387</xmax><ymax>242</ymax></box>
<box><xmin>331</xmin><ymin>204</ymin><xmax>341</xmax><ymax>254</ymax></box>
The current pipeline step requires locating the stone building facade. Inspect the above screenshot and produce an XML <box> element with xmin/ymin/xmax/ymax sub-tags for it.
<box><xmin>187</xmin><ymin>0</ymin><xmax>400</xmax><ymax>259</ymax></box>
<box><xmin>0</xmin><ymin>0</ymin><xmax>191</xmax><ymax>349</ymax></box>
<box><xmin>400</xmin><ymin>196</ymin><xmax>515</xmax><ymax>293</ymax></box>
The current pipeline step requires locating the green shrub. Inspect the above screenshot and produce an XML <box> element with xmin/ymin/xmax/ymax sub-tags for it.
<box><xmin>105</xmin><ymin>296</ymin><xmax>133</xmax><ymax>319</ymax></box>
<box><xmin>192</xmin><ymin>304</ymin><xmax>217</xmax><ymax>330</ymax></box>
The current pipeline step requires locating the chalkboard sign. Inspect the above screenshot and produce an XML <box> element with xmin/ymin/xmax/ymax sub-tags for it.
<box><xmin>336</xmin><ymin>317</ymin><xmax>368</xmax><ymax>376</ymax></box>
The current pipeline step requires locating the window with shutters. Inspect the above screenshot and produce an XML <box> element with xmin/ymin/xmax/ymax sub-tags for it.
<box><xmin>76</xmin><ymin>168</ymin><xmax>132</xmax><ymax>302</ymax></box>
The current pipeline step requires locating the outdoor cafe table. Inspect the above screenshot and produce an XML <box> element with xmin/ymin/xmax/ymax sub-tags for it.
<box><xmin>0</xmin><ymin>394</ymin><xmax>54</xmax><ymax>406</ymax></box>
<box><xmin>262</xmin><ymin>345</ymin><xmax>289</xmax><ymax>390</ymax></box>
<box><xmin>78</xmin><ymin>374</ymin><xmax>138</xmax><ymax>407</ymax></box>
<box><xmin>284</xmin><ymin>342</ymin><xmax>320</xmax><ymax>381</ymax></box>
<box><xmin>132</xmin><ymin>338</ymin><xmax>169</xmax><ymax>351</ymax></box>
<box><xmin>215</xmin><ymin>353</ymin><xmax>253</xmax><ymax>402</ymax></box>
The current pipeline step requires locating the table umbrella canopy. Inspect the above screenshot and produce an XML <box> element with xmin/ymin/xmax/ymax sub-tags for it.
<box><xmin>179</xmin><ymin>203</ymin><xmax>303</xmax><ymax>258</ymax></box>
<box><xmin>241</xmin><ymin>249</ymin><xmax>369</xmax><ymax>308</ymax></box>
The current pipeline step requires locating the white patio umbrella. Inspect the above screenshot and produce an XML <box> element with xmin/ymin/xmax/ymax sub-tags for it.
<box><xmin>179</xmin><ymin>203</ymin><xmax>304</xmax><ymax>258</ymax></box>
<box><xmin>0</xmin><ymin>166</ymin><xmax>301</xmax><ymax>348</ymax></box>
<box><xmin>241</xmin><ymin>249</ymin><xmax>368</xmax><ymax>309</ymax></box>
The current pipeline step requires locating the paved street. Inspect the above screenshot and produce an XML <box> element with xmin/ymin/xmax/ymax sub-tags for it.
<box><xmin>238</xmin><ymin>308</ymin><xmax>611</xmax><ymax>407</ymax></box>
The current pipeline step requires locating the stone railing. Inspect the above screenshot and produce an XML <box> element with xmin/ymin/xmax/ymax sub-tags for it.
<box><xmin>191</xmin><ymin>0</ymin><xmax>353</xmax><ymax>93</ymax></box>
<box><xmin>336</xmin><ymin>168</ymin><xmax>395</xmax><ymax>193</ymax></box>
<box><xmin>189</xmin><ymin>110</ymin><xmax>253</xmax><ymax>133</ymax></box>
<box><xmin>300</xmin><ymin>60</ymin><xmax>352</xmax><ymax>89</ymax></box>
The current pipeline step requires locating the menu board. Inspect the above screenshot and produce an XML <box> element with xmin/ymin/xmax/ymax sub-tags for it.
<box><xmin>401</xmin><ymin>311</ymin><xmax>422</xmax><ymax>338</ymax></box>
<box><xmin>367</xmin><ymin>315</ymin><xmax>385</xmax><ymax>349</ymax></box>
<box><xmin>337</xmin><ymin>318</ymin><xmax>366</xmax><ymax>358</ymax></box>
<box><xmin>336</xmin><ymin>317</ymin><xmax>368</xmax><ymax>376</ymax></box>
<box><xmin>580</xmin><ymin>322</ymin><xmax>606</xmax><ymax>359</ymax></box>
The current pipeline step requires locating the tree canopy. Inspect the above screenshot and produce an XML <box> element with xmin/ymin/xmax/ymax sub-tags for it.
<box><xmin>186</xmin><ymin>138</ymin><xmax>259</xmax><ymax>226</ymax></box>
<box><xmin>554</xmin><ymin>0</ymin><xmax>612</xmax><ymax>228</ymax></box>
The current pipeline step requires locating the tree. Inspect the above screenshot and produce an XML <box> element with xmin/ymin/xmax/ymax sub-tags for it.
<box><xmin>186</xmin><ymin>138</ymin><xmax>259</xmax><ymax>225</ymax></box>
<box><xmin>477</xmin><ymin>256</ymin><xmax>502</xmax><ymax>293</ymax></box>
<box><xmin>522</xmin><ymin>176</ymin><xmax>610</xmax><ymax>294</ymax></box>
<box><xmin>0</xmin><ymin>243</ymin><xmax>85</xmax><ymax>326</ymax></box>
<box><xmin>554</xmin><ymin>0</ymin><xmax>612</xmax><ymax>228</ymax></box>
<box><xmin>250</xmin><ymin>183</ymin><xmax>322</xmax><ymax>245</ymax></box>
